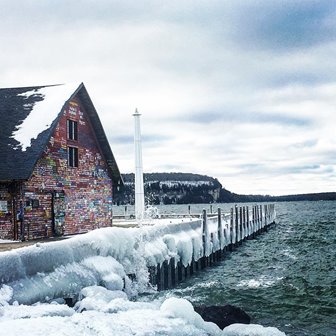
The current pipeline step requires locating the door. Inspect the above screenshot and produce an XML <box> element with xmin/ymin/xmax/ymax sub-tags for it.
<box><xmin>52</xmin><ymin>191</ymin><xmax>66</xmax><ymax>236</ymax></box>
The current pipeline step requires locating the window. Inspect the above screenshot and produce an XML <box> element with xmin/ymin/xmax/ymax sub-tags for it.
<box><xmin>68</xmin><ymin>146</ymin><xmax>78</xmax><ymax>167</ymax></box>
<box><xmin>67</xmin><ymin>119</ymin><xmax>78</xmax><ymax>140</ymax></box>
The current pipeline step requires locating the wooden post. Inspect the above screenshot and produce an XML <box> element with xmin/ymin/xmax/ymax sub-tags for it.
<box><xmin>211</xmin><ymin>232</ymin><xmax>216</xmax><ymax>264</ymax></box>
<box><xmin>223</xmin><ymin>224</ymin><xmax>228</xmax><ymax>252</ymax></box>
<box><xmin>257</xmin><ymin>205</ymin><xmax>260</xmax><ymax>234</ymax></box>
<box><xmin>170</xmin><ymin>258</ymin><xmax>176</xmax><ymax>287</ymax></box>
<box><xmin>167</xmin><ymin>259</ymin><xmax>172</xmax><ymax>289</ymax></box>
<box><xmin>191</xmin><ymin>257</ymin><xmax>196</xmax><ymax>275</ymax></box>
<box><xmin>246</xmin><ymin>206</ymin><xmax>250</xmax><ymax>239</ymax></box>
<box><xmin>163</xmin><ymin>260</ymin><xmax>169</xmax><ymax>289</ymax></box>
<box><xmin>202</xmin><ymin>209</ymin><xmax>208</xmax><ymax>258</ymax></box>
<box><xmin>243</xmin><ymin>206</ymin><xmax>246</xmax><ymax>241</ymax></box>
<box><xmin>185</xmin><ymin>263</ymin><xmax>191</xmax><ymax>278</ymax></box>
<box><xmin>235</xmin><ymin>205</ymin><xmax>239</xmax><ymax>247</ymax></box>
<box><xmin>230</xmin><ymin>207</ymin><xmax>234</xmax><ymax>251</ymax></box>
<box><xmin>252</xmin><ymin>206</ymin><xmax>256</xmax><ymax>238</ymax></box>
<box><xmin>239</xmin><ymin>206</ymin><xmax>243</xmax><ymax>245</ymax></box>
<box><xmin>196</xmin><ymin>257</ymin><xmax>201</xmax><ymax>271</ymax></box>
<box><xmin>157</xmin><ymin>263</ymin><xmax>165</xmax><ymax>290</ymax></box>
<box><xmin>260</xmin><ymin>205</ymin><xmax>263</xmax><ymax>231</ymax></box>
<box><xmin>174</xmin><ymin>260</ymin><xmax>179</xmax><ymax>284</ymax></box>
<box><xmin>218</xmin><ymin>208</ymin><xmax>222</xmax><ymax>250</ymax></box>
<box><xmin>188</xmin><ymin>205</ymin><xmax>191</xmax><ymax>215</ymax></box>
<box><xmin>177</xmin><ymin>260</ymin><xmax>184</xmax><ymax>282</ymax></box>
<box><xmin>202</xmin><ymin>209</ymin><xmax>206</xmax><ymax>254</ymax></box>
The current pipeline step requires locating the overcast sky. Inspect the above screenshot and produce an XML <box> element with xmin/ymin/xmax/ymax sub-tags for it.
<box><xmin>1</xmin><ymin>0</ymin><xmax>335</xmax><ymax>195</ymax></box>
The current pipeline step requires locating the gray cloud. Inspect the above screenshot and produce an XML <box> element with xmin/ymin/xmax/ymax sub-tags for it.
<box><xmin>182</xmin><ymin>110</ymin><xmax>312</xmax><ymax>127</ymax></box>
<box><xmin>292</xmin><ymin>139</ymin><xmax>318</xmax><ymax>149</ymax></box>
<box><xmin>224</xmin><ymin>1</ymin><xmax>336</xmax><ymax>51</ymax></box>
<box><xmin>110</xmin><ymin>134</ymin><xmax>171</xmax><ymax>145</ymax></box>
<box><xmin>1</xmin><ymin>0</ymin><xmax>335</xmax><ymax>195</ymax></box>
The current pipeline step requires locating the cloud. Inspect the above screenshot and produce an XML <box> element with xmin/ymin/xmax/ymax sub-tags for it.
<box><xmin>223</xmin><ymin>1</ymin><xmax>336</xmax><ymax>51</ymax></box>
<box><xmin>0</xmin><ymin>0</ymin><xmax>335</xmax><ymax>195</ymax></box>
<box><xmin>182</xmin><ymin>109</ymin><xmax>312</xmax><ymax>127</ymax></box>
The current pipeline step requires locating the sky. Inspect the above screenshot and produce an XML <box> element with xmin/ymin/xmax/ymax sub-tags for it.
<box><xmin>1</xmin><ymin>0</ymin><xmax>335</xmax><ymax>196</ymax></box>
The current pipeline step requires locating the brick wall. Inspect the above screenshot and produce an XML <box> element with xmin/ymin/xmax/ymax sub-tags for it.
<box><xmin>23</xmin><ymin>97</ymin><xmax>113</xmax><ymax>239</ymax></box>
<box><xmin>0</xmin><ymin>184</ymin><xmax>14</xmax><ymax>239</ymax></box>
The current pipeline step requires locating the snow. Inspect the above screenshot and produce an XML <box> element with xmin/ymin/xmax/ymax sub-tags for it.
<box><xmin>0</xmin><ymin>239</ymin><xmax>19</xmax><ymax>244</ymax></box>
<box><xmin>222</xmin><ymin>324</ymin><xmax>286</xmax><ymax>336</ymax></box>
<box><xmin>0</xmin><ymin>289</ymin><xmax>286</xmax><ymax>336</ymax></box>
<box><xmin>0</xmin><ymin>217</ymin><xmax>285</xmax><ymax>335</ymax></box>
<box><xmin>12</xmin><ymin>83</ymin><xmax>80</xmax><ymax>151</ymax></box>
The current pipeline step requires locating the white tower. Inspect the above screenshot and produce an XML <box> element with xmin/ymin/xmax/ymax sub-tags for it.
<box><xmin>133</xmin><ymin>109</ymin><xmax>145</xmax><ymax>222</ymax></box>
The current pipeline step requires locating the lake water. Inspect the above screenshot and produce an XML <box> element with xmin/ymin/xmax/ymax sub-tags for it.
<box><xmin>114</xmin><ymin>201</ymin><xmax>336</xmax><ymax>336</ymax></box>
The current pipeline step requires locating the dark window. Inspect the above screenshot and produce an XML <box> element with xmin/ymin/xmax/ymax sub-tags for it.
<box><xmin>67</xmin><ymin>119</ymin><xmax>78</xmax><ymax>140</ymax></box>
<box><xmin>68</xmin><ymin>146</ymin><xmax>78</xmax><ymax>167</ymax></box>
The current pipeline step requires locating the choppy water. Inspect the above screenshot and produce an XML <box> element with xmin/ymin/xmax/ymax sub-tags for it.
<box><xmin>115</xmin><ymin>201</ymin><xmax>336</xmax><ymax>335</ymax></box>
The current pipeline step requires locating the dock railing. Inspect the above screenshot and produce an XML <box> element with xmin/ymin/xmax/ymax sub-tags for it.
<box><xmin>147</xmin><ymin>203</ymin><xmax>276</xmax><ymax>290</ymax></box>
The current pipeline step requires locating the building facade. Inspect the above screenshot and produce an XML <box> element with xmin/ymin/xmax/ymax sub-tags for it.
<box><xmin>0</xmin><ymin>83</ymin><xmax>122</xmax><ymax>240</ymax></box>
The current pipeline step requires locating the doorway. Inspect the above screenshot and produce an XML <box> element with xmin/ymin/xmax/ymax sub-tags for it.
<box><xmin>52</xmin><ymin>191</ymin><xmax>65</xmax><ymax>236</ymax></box>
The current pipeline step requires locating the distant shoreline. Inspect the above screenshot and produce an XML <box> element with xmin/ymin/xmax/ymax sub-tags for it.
<box><xmin>115</xmin><ymin>173</ymin><xmax>335</xmax><ymax>205</ymax></box>
<box><xmin>219</xmin><ymin>191</ymin><xmax>336</xmax><ymax>203</ymax></box>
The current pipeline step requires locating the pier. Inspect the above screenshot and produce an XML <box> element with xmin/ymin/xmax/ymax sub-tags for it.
<box><xmin>144</xmin><ymin>204</ymin><xmax>276</xmax><ymax>290</ymax></box>
<box><xmin>0</xmin><ymin>203</ymin><xmax>276</xmax><ymax>305</ymax></box>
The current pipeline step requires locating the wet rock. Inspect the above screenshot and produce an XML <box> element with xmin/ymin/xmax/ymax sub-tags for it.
<box><xmin>194</xmin><ymin>304</ymin><xmax>251</xmax><ymax>330</ymax></box>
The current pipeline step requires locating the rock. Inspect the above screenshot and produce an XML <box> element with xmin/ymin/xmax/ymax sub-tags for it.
<box><xmin>194</xmin><ymin>304</ymin><xmax>251</xmax><ymax>330</ymax></box>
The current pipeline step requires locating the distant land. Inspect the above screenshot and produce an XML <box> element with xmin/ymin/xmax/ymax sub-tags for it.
<box><xmin>113</xmin><ymin>172</ymin><xmax>336</xmax><ymax>205</ymax></box>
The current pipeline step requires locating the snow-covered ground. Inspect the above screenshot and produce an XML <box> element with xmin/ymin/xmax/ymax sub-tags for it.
<box><xmin>0</xmin><ymin>239</ymin><xmax>20</xmax><ymax>244</ymax></box>
<box><xmin>0</xmin><ymin>220</ymin><xmax>285</xmax><ymax>335</ymax></box>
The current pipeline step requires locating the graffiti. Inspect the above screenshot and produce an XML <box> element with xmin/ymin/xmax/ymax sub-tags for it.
<box><xmin>22</xmin><ymin>98</ymin><xmax>113</xmax><ymax>238</ymax></box>
<box><xmin>0</xmin><ymin>201</ymin><xmax>8</xmax><ymax>213</ymax></box>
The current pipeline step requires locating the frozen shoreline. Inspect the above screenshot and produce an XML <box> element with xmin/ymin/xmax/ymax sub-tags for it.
<box><xmin>0</xmin><ymin>224</ymin><xmax>285</xmax><ymax>335</ymax></box>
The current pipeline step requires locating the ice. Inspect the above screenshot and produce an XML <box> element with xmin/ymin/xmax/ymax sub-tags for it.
<box><xmin>0</xmin><ymin>302</ymin><xmax>75</xmax><ymax>320</ymax></box>
<box><xmin>160</xmin><ymin>297</ymin><xmax>222</xmax><ymax>335</ymax></box>
<box><xmin>0</xmin><ymin>223</ymin><xmax>286</xmax><ymax>335</ymax></box>
<box><xmin>0</xmin><ymin>285</ymin><xmax>13</xmax><ymax>306</ymax></box>
<box><xmin>222</xmin><ymin>323</ymin><xmax>286</xmax><ymax>336</ymax></box>
<box><xmin>0</xmin><ymin>290</ymin><xmax>286</xmax><ymax>335</ymax></box>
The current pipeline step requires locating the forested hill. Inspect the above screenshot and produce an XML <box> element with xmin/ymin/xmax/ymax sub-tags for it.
<box><xmin>122</xmin><ymin>172</ymin><xmax>218</xmax><ymax>184</ymax></box>
<box><xmin>113</xmin><ymin>172</ymin><xmax>336</xmax><ymax>205</ymax></box>
<box><xmin>115</xmin><ymin>173</ymin><xmax>222</xmax><ymax>205</ymax></box>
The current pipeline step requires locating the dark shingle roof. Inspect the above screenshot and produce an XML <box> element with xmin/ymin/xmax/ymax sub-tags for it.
<box><xmin>0</xmin><ymin>83</ymin><xmax>122</xmax><ymax>184</ymax></box>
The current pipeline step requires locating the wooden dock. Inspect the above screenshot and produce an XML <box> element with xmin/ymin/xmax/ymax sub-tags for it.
<box><xmin>147</xmin><ymin>204</ymin><xmax>276</xmax><ymax>290</ymax></box>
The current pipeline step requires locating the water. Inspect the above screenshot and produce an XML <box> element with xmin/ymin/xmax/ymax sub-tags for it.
<box><xmin>114</xmin><ymin>201</ymin><xmax>336</xmax><ymax>335</ymax></box>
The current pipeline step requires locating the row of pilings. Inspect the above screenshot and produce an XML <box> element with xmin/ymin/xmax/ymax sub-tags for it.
<box><xmin>148</xmin><ymin>204</ymin><xmax>276</xmax><ymax>290</ymax></box>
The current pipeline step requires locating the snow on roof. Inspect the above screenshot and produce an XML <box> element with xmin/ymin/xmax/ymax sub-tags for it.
<box><xmin>11</xmin><ymin>83</ymin><xmax>80</xmax><ymax>151</ymax></box>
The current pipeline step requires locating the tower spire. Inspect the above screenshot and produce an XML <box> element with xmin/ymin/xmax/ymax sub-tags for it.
<box><xmin>133</xmin><ymin>108</ymin><xmax>145</xmax><ymax>222</ymax></box>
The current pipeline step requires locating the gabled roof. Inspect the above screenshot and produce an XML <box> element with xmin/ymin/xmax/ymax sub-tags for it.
<box><xmin>0</xmin><ymin>83</ymin><xmax>122</xmax><ymax>185</ymax></box>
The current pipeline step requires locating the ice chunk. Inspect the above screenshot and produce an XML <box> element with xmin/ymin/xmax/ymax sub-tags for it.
<box><xmin>161</xmin><ymin>297</ymin><xmax>222</xmax><ymax>335</ymax></box>
<box><xmin>222</xmin><ymin>323</ymin><xmax>287</xmax><ymax>336</ymax></box>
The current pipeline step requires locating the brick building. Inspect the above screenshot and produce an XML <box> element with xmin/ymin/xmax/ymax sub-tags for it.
<box><xmin>0</xmin><ymin>83</ymin><xmax>122</xmax><ymax>240</ymax></box>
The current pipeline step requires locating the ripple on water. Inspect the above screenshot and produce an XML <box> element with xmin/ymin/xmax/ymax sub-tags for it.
<box><xmin>139</xmin><ymin>201</ymin><xmax>336</xmax><ymax>336</ymax></box>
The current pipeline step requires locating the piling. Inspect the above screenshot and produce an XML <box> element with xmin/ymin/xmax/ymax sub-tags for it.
<box><xmin>229</xmin><ymin>207</ymin><xmax>233</xmax><ymax>251</ymax></box>
<box><xmin>148</xmin><ymin>203</ymin><xmax>276</xmax><ymax>291</ymax></box>
<box><xmin>239</xmin><ymin>207</ymin><xmax>243</xmax><ymax>245</ymax></box>
<box><xmin>235</xmin><ymin>206</ymin><xmax>239</xmax><ymax>247</ymax></box>
<box><xmin>246</xmin><ymin>206</ymin><xmax>249</xmax><ymax>239</ymax></box>
<box><xmin>218</xmin><ymin>208</ymin><xmax>222</xmax><ymax>250</ymax></box>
